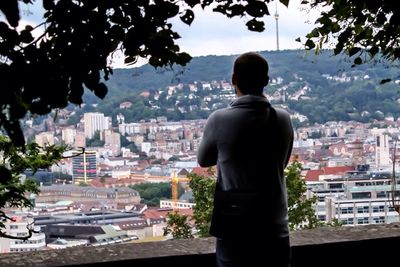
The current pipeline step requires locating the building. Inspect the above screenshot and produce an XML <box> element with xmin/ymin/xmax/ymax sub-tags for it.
<box><xmin>104</xmin><ymin>130</ymin><xmax>121</xmax><ymax>156</ymax></box>
<box><xmin>375</xmin><ymin>134</ymin><xmax>391</xmax><ymax>169</ymax></box>
<box><xmin>84</xmin><ymin>112</ymin><xmax>109</xmax><ymax>139</ymax></box>
<box><xmin>0</xmin><ymin>215</ymin><xmax>46</xmax><ymax>253</ymax></box>
<box><xmin>36</xmin><ymin>185</ymin><xmax>140</xmax><ymax>205</ymax></box>
<box><xmin>72</xmin><ymin>150</ymin><xmax>97</xmax><ymax>184</ymax></box>
<box><xmin>61</xmin><ymin>128</ymin><xmax>76</xmax><ymax>145</ymax></box>
<box><xmin>74</xmin><ymin>131</ymin><xmax>86</xmax><ymax>148</ymax></box>
<box><xmin>35</xmin><ymin>132</ymin><xmax>55</xmax><ymax>147</ymax></box>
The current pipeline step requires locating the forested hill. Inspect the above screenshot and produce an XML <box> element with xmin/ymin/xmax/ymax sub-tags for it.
<box><xmin>75</xmin><ymin>50</ymin><xmax>400</xmax><ymax>126</ymax></box>
<box><xmin>104</xmin><ymin>50</ymin><xmax>352</xmax><ymax>94</ymax></box>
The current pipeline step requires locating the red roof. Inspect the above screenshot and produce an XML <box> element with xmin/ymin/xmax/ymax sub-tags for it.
<box><xmin>305</xmin><ymin>170</ymin><xmax>324</xmax><ymax>182</ymax></box>
<box><xmin>143</xmin><ymin>208</ymin><xmax>193</xmax><ymax>220</ymax></box>
<box><xmin>323</xmin><ymin>166</ymin><xmax>354</xmax><ymax>175</ymax></box>
<box><xmin>191</xmin><ymin>166</ymin><xmax>216</xmax><ymax>177</ymax></box>
<box><xmin>304</xmin><ymin>166</ymin><xmax>354</xmax><ymax>182</ymax></box>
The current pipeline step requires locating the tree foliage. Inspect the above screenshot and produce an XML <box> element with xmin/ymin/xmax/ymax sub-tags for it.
<box><xmin>187</xmin><ymin>172</ymin><xmax>216</xmax><ymax>237</ymax></box>
<box><xmin>164</xmin><ymin>161</ymin><xmax>323</xmax><ymax>239</ymax></box>
<box><xmin>0</xmin><ymin>135</ymin><xmax>65</xmax><ymax>239</ymax></box>
<box><xmin>302</xmin><ymin>0</ymin><xmax>400</xmax><ymax>69</ymax></box>
<box><xmin>163</xmin><ymin>211</ymin><xmax>193</xmax><ymax>239</ymax></box>
<box><xmin>285</xmin><ymin>158</ymin><xmax>321</xmax><ymax>230</ymax></box>
<box><xmin>0</xmin><ymin>0</ymin><xmax>289</xmax><ymax>146</ymax></box>
<box><xmin>130</xmin><ymin>182</ymin><xmax>184</xmax><ymax>207</ymax></box>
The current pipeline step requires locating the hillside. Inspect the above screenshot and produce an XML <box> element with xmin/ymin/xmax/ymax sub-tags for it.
<box><xmin>76</xmin><ymin>50</ymin><xmax>400</xmax><ymax>126</ymax></box>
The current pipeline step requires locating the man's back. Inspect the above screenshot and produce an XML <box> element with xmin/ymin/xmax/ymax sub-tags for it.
<box><xmin>197</xmin><ymin>94</ymin><xmax>293</xmax><ymax>233</ymax></box>
<box><xmin>197</xmin><ymin>52</ymin><xmax>293</xmax><ymax>267</ymax></box>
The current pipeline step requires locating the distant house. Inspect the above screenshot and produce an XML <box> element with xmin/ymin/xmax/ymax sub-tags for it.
<box><xmin>119</xmin><ymin>101</ymin><xmax>133</xmax><ymax>109</ymax></box>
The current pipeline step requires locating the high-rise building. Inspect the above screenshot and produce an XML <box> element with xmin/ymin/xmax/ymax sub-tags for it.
<box><xmin>375</xmin><ymin>134</ymin><xmax>391</xmax><ymax>168</ymax></box>
<box><xmin>74</xmin><ymin>131</ymin><xmax>86</xmax><ymax>148</ymax></box>
<box><xmin>84</xmin><ymin>112</ymin><xmax>109</xmax><ymax>139</ymax></box>
<box><xmin>72</xmin><ymin>150</ymin><xmax>97</xmax><ymax>184</ymax></box>
<box><xmin>104</xmin><ymin>130</ymin><xmax>121</xmax><ymax>156</ymax></box>
<box><xmin>61</xmin><ymin>128</ymin><xmax>76</xmax><ymax>145</ymax></box>
<box><xmin>35</xmin><ymin>132</ymin><xmax>54</xmax><ymax>147</ymax></box>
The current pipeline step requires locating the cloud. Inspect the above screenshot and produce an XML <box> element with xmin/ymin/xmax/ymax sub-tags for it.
<box><xmin>171</xmin><ymin>1</ymin><xmax>321</xmax><ymax>56</ymax></box>
<box><xmin>12</xmin><ymin>0</ymin><xmax>322</xmax><ymax>67</ymax></box>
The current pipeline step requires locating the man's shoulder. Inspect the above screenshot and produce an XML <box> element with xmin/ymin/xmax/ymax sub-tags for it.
<box><xmin>273</xmin><ymin>107</ymin><xmax>292</xmax><ymax>127</ymax></box>
<box><xmin>208</xmin><ymin>107</ymin><xmax>230</xmax><ymax>120</ymax></box>
<box><xmin>274</xmin><ymin>107</ymin><xmax>291</xmax><ymax>119</ymax></box>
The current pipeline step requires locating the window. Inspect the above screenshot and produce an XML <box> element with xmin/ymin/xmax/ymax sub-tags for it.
<box><xmin>357</xmin><ymin>217</ymin><xmax>369</xmax><ymax>224</ymax></box>
<box><xmin>377</xmin><ymin>191</ymin><xmax>388</xmax><ymax>198</ymax></box>
<box><xmin>352</xmin><ymin>192</ymin><xmax>371</xmax><ymax>199</ymax></box>
<box><xmin>372</xmin><ymin>216</ymin><xmax>385</xmax><ymax>224</ymax></box>
<box><xmin>341</xmin><ymin>218</ymin><xmax>354</xmax><ymax>225</ymax></box>
<box><xmin>340</xmin><ymin>207</ymin><xmax>354</xmax><ymax>214</ymax></box>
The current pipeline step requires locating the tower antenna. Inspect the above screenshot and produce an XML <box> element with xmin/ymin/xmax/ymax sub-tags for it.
<box><xmin>274</xmin><ymin>1</ymin><xmax>280</xmax><ymax>51</ymax></box>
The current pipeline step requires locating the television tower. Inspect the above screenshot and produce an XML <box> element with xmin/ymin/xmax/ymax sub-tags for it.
<box><xmin>274</xmin><ymin>1</ymin><xmax>280</xmax><ymax>51</ymax></box>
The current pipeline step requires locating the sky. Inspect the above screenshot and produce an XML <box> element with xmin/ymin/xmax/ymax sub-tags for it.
<box><xmin>16</xmin><ymin>0</ymin><xmax>321</xmax><ymax>68</ymax></box>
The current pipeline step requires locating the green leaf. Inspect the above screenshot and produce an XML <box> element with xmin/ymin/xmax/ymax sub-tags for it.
<box><xmin>19</xmin><ymin>28</ymin><xmax>34</xmax><ymax>44</ymax></box>
<box><xmin>180</xmin><ymin>9</ymin><xmax>195</xmax><ymax>26</ymax></box>
<box><xmin>228</xmin><ymin>4</ymin><xmax>245</xmax><ymax>18</ymax></box>
<box><xmin>295</xmin><ymin>37</ymin><xmax>301</xmax><ymax>42</ymax></box>
<box><xmin>306</xmin><ymin>28</ymin><xmax>319</xmax><ymax>38</ymax></box>
<box><xmin>94</xmin><ymin>82</ymin><xmax>108</xmax><ymax>99</ymax></box>
<box><xmin>368</xmin><ymin>46</ymin><xmax>379</xmax><ymax>57</ymax></box>
<box><xmin>0</xmin><ymin>166</ymin><xmax>12</xmax><ymax>182</ymax></box>
<box><xmin>43</xmin><ymin>0</ymin><xmax>55</xmax><ymax>10</ymax></box>
<box><xmin>280</xmin><ymin>0</ymin><xmax>290</xmax><ymax>7</ymax></box>
<box><xmin>0</xmin><ymin>0</ymin><xmax>20</xmax><ymax>27</ymax></box>
<box><xmin>354</xmin><ymin>57</ymin><xmax>362</xmax><ymax>65</ymax></box>
<box><xmin>380</xmin><ymin>79</ymin><xmax>391</xmax><ymax>84</ymax></box>
<box><xmin>305</xmin><ymin>39</ymin><xmax>316</xmax><ymax>50</ymax></box>
<box><xmin>184</xmin><ymin>0</ymin><xmax>200</xmax><ymax>8</ymax></box>
<box><xmin>348</xmin><ymin>47</ymin><xmax>361</xmax><ymax>57</ymax></box>
<box><xmin>245</xmin><ymin>1</ymin><xmax>269</xmax><ymax>17</ymax></box>
<box><xmin>245</xmin><ymin>19</ymin><xmax>265</xmax><ymax>32</ymax></box>
<box><xmin>176</xmin><ymin>52</ymin><xmax>192</xmax><ymax>66</ymax></box>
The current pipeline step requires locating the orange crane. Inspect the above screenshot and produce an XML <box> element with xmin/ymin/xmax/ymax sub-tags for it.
<box><xmin>171</xmin><ymin>170</ymin><xmax>190</xmax><ymax>210</ymax></box>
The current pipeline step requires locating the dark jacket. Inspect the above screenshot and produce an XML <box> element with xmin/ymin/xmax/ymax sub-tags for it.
<box><xmin>197</xmin><ymin>95</ymin><xmax>293</xmax><ymax>238</ymax></box>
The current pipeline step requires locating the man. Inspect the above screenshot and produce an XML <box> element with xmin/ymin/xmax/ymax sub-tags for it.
<box><xmin>197</xmin><ymin>52</ymin><xmax>293</xmax><ymax>267</ymax></box>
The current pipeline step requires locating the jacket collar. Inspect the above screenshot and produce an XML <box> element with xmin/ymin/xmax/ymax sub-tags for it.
<box><xmin>230</xmin><ymin>94</ymin><xmax>270</xmax><ymax>108</ymax></box>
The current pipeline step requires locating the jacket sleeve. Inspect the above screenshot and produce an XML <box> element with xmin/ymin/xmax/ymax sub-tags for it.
<box><xmin>197</xmin><ymin>114</ymin><xmax>218</xmax><ymax>167</ymax></box>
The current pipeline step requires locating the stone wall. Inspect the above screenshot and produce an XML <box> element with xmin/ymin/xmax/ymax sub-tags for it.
<box><xmin>2</xmin><ymin>223</ymin><xmax>400</xmax><ymax>267</ymax></box>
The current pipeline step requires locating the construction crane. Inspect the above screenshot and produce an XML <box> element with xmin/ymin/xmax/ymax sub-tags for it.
<box><xmin>171</xmin><ymin>170</ymin><xmax>190</xmax><ymax>210</ymax></box>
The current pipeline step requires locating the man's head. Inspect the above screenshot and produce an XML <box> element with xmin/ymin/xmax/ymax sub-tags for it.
<box><xmin>232</xmin><ymin>52</ymin><xmax>269</xmax><ymax>95</ymax></box>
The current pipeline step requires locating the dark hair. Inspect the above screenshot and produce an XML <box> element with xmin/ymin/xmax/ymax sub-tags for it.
<box><xmin>233</xmin><ymin>52</ymin><xmax>269</xmax><ymax>95</ymax></box>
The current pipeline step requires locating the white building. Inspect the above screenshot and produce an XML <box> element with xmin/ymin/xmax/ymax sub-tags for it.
<box><xmin>118</xmin><ymin>122</ymin><xmax>141</xmax><ymax>136</ymax></box>
<box><xmin>0</xmin><ymin>215</ymin><xmax>46</xmax><ymax>253</ymax></box>
<box><xmin>35</xmin><ymin>132</ymin><xmax>55</xmax><ymax>147</ymax></box>
<box><xmin>84</xmin><ymin>112</ymin><xmax>109</xmax><ymax>139</ymax></box>
<box><xmin>375</xmin><ymin>134</ymin><xmax>391</xmax><ymax>168</ymax></box>
<box><xmin>61</xmin><ymin>128</ymin><xmax>76</xmax><ymax>145</ymax></box>
<box><xmin>325</xmin><ymin>196</ymin><xmax>399</xmax><ymax>226</ymax></box>
<box><xmin>104</xmin><ymin>130</ymin><xmax>121</xmax><ymax>156</ymax></box>
<box><xmin>160</xmin><ymin>200</ymin><xmax>195</xmax><ymax>210</ymax></box>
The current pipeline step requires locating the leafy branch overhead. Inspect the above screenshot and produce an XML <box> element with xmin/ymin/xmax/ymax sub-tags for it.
<box><xmin>300</xmin><ymin>0</ymin><xmax>400</xmax><ymax>68</ymax></box>
<box><xmin>0</xmin><ymin>0</ymin><xmax>288</xmax><ymax>146</ymax></box>
<box><xmin>0</xmin><ymin>136</ymin><xmax>65</xmax><ymax>239</ymax></box>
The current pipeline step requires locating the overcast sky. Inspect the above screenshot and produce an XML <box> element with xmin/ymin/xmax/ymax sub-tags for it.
<box><xmin>17</xmin><ymin>0</ymin><xmax>321</xmax><ymax>67</ymax></box>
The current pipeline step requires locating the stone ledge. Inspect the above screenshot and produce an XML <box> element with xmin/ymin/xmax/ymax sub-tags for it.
<box><xmin>290</xmin><ymin>221</ymin><xmax>400</xmax><ymax>246</ymax></box>
<box><xmin>2</xmin><ymin>222</ymin><xmax>400</xmax><ymax>267</ymax></box>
